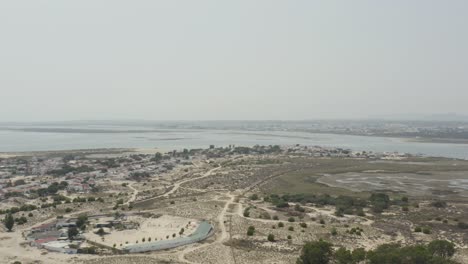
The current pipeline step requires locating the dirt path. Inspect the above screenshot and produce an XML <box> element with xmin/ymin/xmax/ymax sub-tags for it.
<box><xmin>124</xmin><ymin>166</ymin><xmax>221</xmax><ymax>206</ymax></box>
<box><xmin>125</xmin><ymin>182</ymin><xmax>139</xmax><ymax>205</ymax></box>
<box><xmin>163</xmin><ymin>166</ymin><xmax>221</xmax><ymax>198</ymax></box>
<box><xmin>177</xmin><ymin>191</ymin><xmax>235</xmax><ymax>264</ymax></box>
<box><xmin>217</xmin><ymin>193</ymin><xmax>235</xmax><ymax>242</ymax></box>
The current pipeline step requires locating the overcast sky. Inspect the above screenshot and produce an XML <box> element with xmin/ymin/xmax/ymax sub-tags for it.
<box><xmin>1</xmin><ymin>1</ymin><xmax>467</xmax><ymax>122</ymax></box>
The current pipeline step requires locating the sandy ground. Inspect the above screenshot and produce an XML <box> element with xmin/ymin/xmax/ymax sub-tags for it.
<box><xmin>85</xmin><ymin>215</ymin><xmax>198</xmax><ymax>248</ymax></box>
<box><xmin>0</xmin><ymin>229</ymin><xmax>96</xmax><ymax>264</ymax></box>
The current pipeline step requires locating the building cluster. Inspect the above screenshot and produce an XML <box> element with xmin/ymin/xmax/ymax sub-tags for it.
<box><xmin>0</xmin><ymin>145</ymin><xmax>414</xmax><ymax>203</ymax></box>
<box><xmin>282</xmin><ymin>145</ymin><xmax>414</xmax><ymax>160</ymax></box>
<box><xmin>0</xmin><ymin>151</ymin><xmax>190</xmax><ymax>202</ymax></box>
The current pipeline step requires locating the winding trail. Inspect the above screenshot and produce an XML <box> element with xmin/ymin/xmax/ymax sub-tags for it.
<box><xmin>163</xmin><ymin>166</ymin><xmax>221</xmax><ymax>198</ymax></box>
<box><xmin>107</xmin><ymin>166</ymin><xmax>222</xmax><ymax>209</ymax></box>
<box><xmin>178</xmin><ymin>192</ymin><xmax>235</xmax><ymax>264</ymax></box>
<box><xmin>125</xmin><ymin>182</ymin><xmax>139</xmax><ymax>205</ymax></box>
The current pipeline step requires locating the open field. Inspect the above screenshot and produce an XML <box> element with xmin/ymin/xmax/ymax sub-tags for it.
<box><xmin>318</xmin><ymin>171</ymin><xmax>468</xmax><ymax>198</ymax></box>
<box><xmin>85</xmin><ymin>215</ymin><xmax>199</xmax><ymax>249</ymax></box>
<box><xmin>262</xmin><ymin>157</ymin><xmax>468</xmax><ymax>200</ymax></box>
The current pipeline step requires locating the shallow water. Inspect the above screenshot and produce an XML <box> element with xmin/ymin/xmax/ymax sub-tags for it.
<box><xmin>0</xmin><ymin>127</ymin><xmax>468</xmax><ymax>159</ymax></box>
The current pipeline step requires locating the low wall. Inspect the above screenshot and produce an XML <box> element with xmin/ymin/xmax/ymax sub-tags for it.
<box><xmin>123</xmin><ymin>221</ymin><xmax>214</xmax><ymax>253</ymax></box>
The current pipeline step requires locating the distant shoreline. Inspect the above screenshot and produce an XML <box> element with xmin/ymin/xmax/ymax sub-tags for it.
<box><xmin>404</xmin><ymin>137</ymin><xmax>468</xmax><ymax>144</ymax></box>
<box><xmin>0</xmin><ymin>127</ymin><xmax>201</xmax><ymax>134</ymax></box>
<box><xmin>3</xmin><ymin>126</ymin><xmax>468</xmax><ymax>145</ymax></box>
<box><xmin>293</xmin><ymin>130</ymin><xmax>468</xmax><ymax>145</ymax></box>
<box><xmin>0</xmin><ymin>148</ymin><xmax>137</xmax><ymax>158</ymax></box>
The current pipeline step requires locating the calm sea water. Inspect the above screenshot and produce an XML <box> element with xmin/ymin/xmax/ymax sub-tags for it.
<box><xmin>1</xmin><ymin>128</ymin><xmax>468</xmax><ymax>159</ymax></box>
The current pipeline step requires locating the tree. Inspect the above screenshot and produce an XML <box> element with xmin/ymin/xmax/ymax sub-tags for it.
<box><xmin>97</xmin><ymin>228</ymin><xmax>105</xmax><ymax>236</ymax></box>
<box><xmin>4</xmin><ymin>213</ymin><xmax>14</xmax><ymax>231</ymax></box>
<box><xmin>428</xmin><ymin>240</ymin><xmax>455</xmax><ymax>259</ymax></box>
<box><xmin>76</xmin><ymin>214</ymin><xmax>88</xmax><ymax>230</ymax></box>
<box><xmin>68</xmin><ymin>227</ymin><xmax>79</xmax><ymax>240</ymax></box>
<box><xmin>46</xmin><ymin>183</ymin><xmax>60</xmax><ymax>194</ymax></box>
<box><xmin>351</xmin><ymin>248</ymin><xmax>366</xmax><ymax>263</ymax></box>
<box><xmin>366</xmin><ymin>244</ymin><xmax>402</xmax><ymax>264</ymax></box>
<box><xmin>369</xmin><ymin>193</ymin><xmax>390</xmax><ymax>213</ymax></box>
<box><xmin>151</xmin><ymin>152</ymin><xmax>163</xmax><ymax>162</ymax></box>
<box><xmin>334</xmin><ymin>247</ymin><xmax>353</xmax><ymax>264</ymax></box>
<box><xmin>13</xmin><ymin>179</ymin><xmax>26</xmax><ymax>186</ymax></box>
<box><xmin>367</xmin><ymin>244</ymin><xmax>431</xmax><ymax>264</ymax></box>
<box><xmin>297</xmin><ymin>240</ymin><xmax>333</xmax><ymax>264</ymax></box>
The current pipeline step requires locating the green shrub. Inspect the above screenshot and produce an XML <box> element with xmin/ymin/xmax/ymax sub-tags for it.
<box><xmin>249</xmin><ymin>194</ymin><xmax>259</xmax><ymax>200</ymax></box>
<box><xmin>422</xmin><ymin>227</ymin><xmax>431</xmax><ymax>234</ymax></box>
<box><xmin>247</xmin><ymin>226</ymin><xmax>255</xmax><ymax>236</ymax></box>
<box><xmin>431</xmin><ymin>200</ymin><xmax>447</xmax><ymax>208</ymax></box>
<box><xmin>267</xmin><ymin>234</ymin><xmax>275</xmax><ymax>242</ymax></box>
<box><xmin>458</xmin><ymin>222</ymin><xmax>468</xmax><ymax>229</ymax></box>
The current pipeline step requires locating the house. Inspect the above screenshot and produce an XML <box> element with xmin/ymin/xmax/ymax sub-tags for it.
<box><xmin>56</xmin><ymin>220</ymin><xmax>77</xmax><ymax>228</ymax></box>
<box><xmin>31</xmin><ymin>236</ymin><xmax>58</xmax><ymax>247</ymax></box>
<box><xmin>31</xmin><ymin>222</ymin><xmax>57</xmax><ymax>233</ymax></box>
<box><xmin>67</xmin><ymin>183</ymin><xmax>90</xmax><ymax>193</ymax></box>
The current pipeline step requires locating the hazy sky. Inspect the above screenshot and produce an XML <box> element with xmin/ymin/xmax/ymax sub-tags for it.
<box><xmin>1</xmin><ymin>1</ymin><xmax>467</xmax><ymax>121</ymax></box>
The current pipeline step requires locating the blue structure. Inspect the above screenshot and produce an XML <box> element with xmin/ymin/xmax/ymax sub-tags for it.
<box><xmin>123</xmin><ymin>221</ymin><xmax>214</xmax><ymax>253</ymax></box>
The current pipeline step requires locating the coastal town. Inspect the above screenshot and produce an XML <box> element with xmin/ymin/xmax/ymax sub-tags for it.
<box><xmin>0</xmin><ymin>145</ymin><xmax>467</xmax><ymax>263</ymax></box>
<box><xmin>0</xmin><ymin>145</ymin><xmax>410</xmax><ymax>202</ymax></box>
